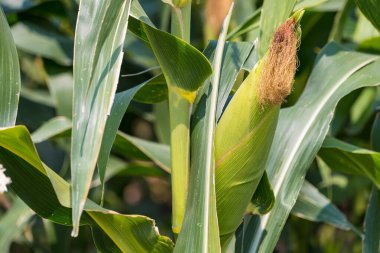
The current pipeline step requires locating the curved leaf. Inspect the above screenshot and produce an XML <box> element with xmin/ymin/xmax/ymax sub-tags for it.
<box><xmin>292</xmin><ymin>181</ymin><xmax>358</xmax><ymax>232</ymax></box>
<box><xmin>30</xmin><ymin>116</ymin><xmax>171</xmax><ymax>175</ymax></box>
<box><xmin>319</xmin><ymin>137</ymin><xmax>380</xmax><ymax>188</ymax></box>
<box><xmin>0</xmin><ymin>126</ymin><xmax>173</xmax><ymax>252</ymax></box>
<box><xmin>142</xmin><ymin>23</ymin><xmax>212</xmax><ymax>94</ymax></box>
<box><xmin>248</xmin><ymin>172</ymin><xmax>275</xmax><ymax>215</ymax></box>
<box><xmin>363</xmin><ymin>187</ymin><xmax>380</xmax><ymax>253</ymax></box>
<box><xmin>11</xmin><ymin>22</ymin><xmax>73</xmax><ymax>66</ymax></box>
<box><xmin>356</xmin><ymin>0</ymin><xmax>380</xmax><ymax>32</ymax></box>
<box><xmin>0</xmin><ymin>6</ymin><xmax>20</xmax><ymax>127</ymax></box>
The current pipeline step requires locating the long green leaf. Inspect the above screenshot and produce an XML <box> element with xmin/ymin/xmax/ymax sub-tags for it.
<box><xmin>319</xmin><ymin>137</ymin><xmax>380</xmax><ymax>188</ymax></box>
<box><xmin>45</xmin><ymin>67</ymin><xmax>74</xmax><ymax>118</ymax></box>
<box><xmin>174</xmin><ymin>5</ymin><xmax>234</xmax><ymax>252</ymax></box>
<box><xmin>0</xmin><ymin>126</ymin><xmax>173</xmax><ymax>252</ymax></box>
<box><xmin>142</xmin><ymin>17</ymin><xmax>213</xmax><ymax>234</ymax></box>
<box><xmin>245</xmin><ymin>43</ymin><xmax>380</xmax><ymax>253</ymax></box>
<box><xmin>363</xmin><ymin>186</ymin><xmax>380</xmax><ymax>253</ymax></box>
<box><xmin>0</xmin><ymin>6</ymin><xmax>20</xmax><ymax>127</ymax></box>
<box><xmin>292</xmin><ymin>181</ymin><xmax>358</xmax><ymax>232</ymax></box>
<box><xmin>97</xmin><ymin>80</ymin><xmax>149</xmax><ymax>191</ymax></box>
<box><xmin>70</xmin><ymin>0</ymin><xmax>131</xmax><ymax>236</ymax></box>
<box><xmin>363</xmin><ymin>116</ymin><xmax>380</xmax><ymax>252</ymax></box>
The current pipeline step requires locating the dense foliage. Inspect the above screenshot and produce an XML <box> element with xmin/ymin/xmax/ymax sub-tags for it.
<box><xmin>0</xmin><ymin>0</ymin><xmax>380</xmax><ymax>252</ymax></box>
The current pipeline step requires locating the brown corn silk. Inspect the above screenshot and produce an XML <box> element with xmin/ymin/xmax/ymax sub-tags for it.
<box><xmin>258</xmin><ymin>18</ymin><xmax>298</xmax><ymax>105</ymax></box>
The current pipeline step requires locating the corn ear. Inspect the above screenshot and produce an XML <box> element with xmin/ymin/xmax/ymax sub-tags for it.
<box><xmin>215</xmin><ymin>12</ymin><xmax>303</xmax><ymax>246</ymax></box>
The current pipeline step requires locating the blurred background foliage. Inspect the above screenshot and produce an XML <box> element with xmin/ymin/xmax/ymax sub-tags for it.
<box><xmin>0</xmin><ymin>0</ymin><xmax>379</xmax><ymax>252</ymax></box>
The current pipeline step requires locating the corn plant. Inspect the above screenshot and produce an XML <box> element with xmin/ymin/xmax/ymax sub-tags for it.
<box><xmin>1</xmin><ymin>0</ymin><xmax>380</xmax><ymax>252</ymax></box>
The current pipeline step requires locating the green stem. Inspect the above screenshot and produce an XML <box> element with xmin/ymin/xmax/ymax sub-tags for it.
<box><xmin>168</xmin><ymin>89</ymin><xmax>192</xmax><ymax>234</ymax></box>
<box><xmin>169</xmin><ymin>1</ymin><xmax>192</xmax><ymax>235</ymax></box>
<box><xmin>171</xmin><ymin>2</ymin><xmax>192</xmax><ymax>42</ymax></box>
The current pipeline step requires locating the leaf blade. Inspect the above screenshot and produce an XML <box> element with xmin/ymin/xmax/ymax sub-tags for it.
<box><xmin>0</xmin><ymin>6</ymin><xmax>21</xmax><ymax>127</ymax></box>
<box><xmin>70</xmin><ymin>0</ymin><xmax>132</xmax><ymax>236</ymax></box>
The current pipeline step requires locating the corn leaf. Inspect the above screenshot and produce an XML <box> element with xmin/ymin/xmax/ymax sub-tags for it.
<box><xmin>371</xmin><ymin>111</ymin><xmax>380</xmax><ymax>151</ymax></box>
<box><xmin>245</xmin><ymin>43</ymin><xmax>380</xmax><ymax>253</ymax></box>
<box><xmin>0</xmin><ymin>6</ymin><xmax>20</xmax><ymax>127</ymax></box>
<box><xmin>0</xmin><ymin>126</ymin><xmax>174</xmax><ymax>252</ymax></box>
<box><xmin>292</xmin><ymin>181</ymin><xmax>358</xmax><ymax>232</ymax></box>
<box><xmin>202</xmin><ymin>41</ymin><xmax>254</xmax><ymax>120</ymax></box>
<box><xmin>363</xmin><ymin>109</ymin><xmax>380</xmax><ymax>253</ymax></box>
<box><xmin>174</xmin><ymin>5</ymin><xmax>234</xmax><ymax>252</ymax></box>
<box><xmin>142</xmin><ymin>24</ymin><xmax>212</xmax><ymax>93</ymax></box>
<box><xmin>356</xmin><ymin>0</ymin><xmax>380</xmax><ymax>32</ymax></box>
<box><xmin>133</xmin><ymin>74</ymin><xmax>168</xmax><ymax>104</ymax></box>
<box><xmin>248</xmin><ymin>172</ymin><xmax>275</xmax><ymax>215</ymax></box>
<box><xmin>227</xmin><ymin>0</ymin><xmax>326</xmax><ymax>41</ymax></box>
<box><xmin>11</xmin><ymin>22</ymin><xmax>73</xmax><ymax>66</ymax></box>
<box><xmin>70</xmin><ymin>0</ymin><xmax>131</xmax><ymax>235</ymax></box>
<box><xmin>363</xmin><ymin>186</ymin><xmax>380</xmax><ymax>253</ymax></box>
<box><xmin>30</xmin><ymin>116</ymin><xmax>170</xmax><ymax>174</ymax></box>
<box><xmin>319</xmin><ymin>137</ymin><xmax>380</xmax><ymax>188</ymax></box>
<box><xmin>97</xmin><ymin>77</ymin><xmax>157</xmax><ymax>189</ymax></box>
<box><xmin>45</xmin><ymin>67</ymin><xmax>74</xmax><ymax>118</ymax></box>
<box><xmin>142</xmin><ymin>13</ymin><xmax>213</xmax><ymax>234</ymax></box>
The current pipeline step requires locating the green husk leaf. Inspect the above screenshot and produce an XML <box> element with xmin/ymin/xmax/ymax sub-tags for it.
<box><xmin>245</xmin><ymin>43</ymin><xmax>380</xmax><ymax>253</ymax></box>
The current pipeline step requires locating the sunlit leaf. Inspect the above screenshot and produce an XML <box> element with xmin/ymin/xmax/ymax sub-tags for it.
<box><xmin>0</xmin><ymin>126</ymin><xmax>173</xmax><ymax>252</ymax></box>
<box><xmin>70</xmin><ymin>0</ymin><xmax>132</xmax><ymax>235</ymax></box>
